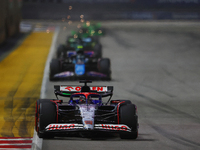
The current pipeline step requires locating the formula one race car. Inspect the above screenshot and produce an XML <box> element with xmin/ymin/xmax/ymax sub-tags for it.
<box><xmin>57</xmin><ymin>36</ymin><xmax>102</xmax><ymax>59</ymax></box>
<box><xmin>74</xmin><ymin>22</ymin><xmax>105</xmax><ymax>37</ymax></box>
<box><xmin>35</xmin><ymin>80</ymin><xmax>139</xmax><ymax>139</ymax></box>
<box><xmin>49</xmin><ymin>50</ymin><xmax>111</xmax><ymax>81</ymax></box>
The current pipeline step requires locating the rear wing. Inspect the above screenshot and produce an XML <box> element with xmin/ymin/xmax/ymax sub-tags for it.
<box><xmin>67</xmin><ymin>51</ymin><xmax>94</xmax><ymax>57</ymax></box>
<box><xmin>54</xmin><ymin>85</ymin><xmax>113</xmax><ymax>98</ymax></box>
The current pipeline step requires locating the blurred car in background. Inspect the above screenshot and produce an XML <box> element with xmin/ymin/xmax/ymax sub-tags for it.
<box><xmin>50</xmin><ymin>50</ymin><xmax>111</xmax><ymax>81</ymax></box>
<box><xmin>56</xmin><ymin>36</ymin><xmax>102</xmax><ymax>59</ymax></box>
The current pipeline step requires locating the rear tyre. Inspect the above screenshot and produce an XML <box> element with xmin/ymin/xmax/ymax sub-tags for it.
<box><xmin>35</xmin><ymin>99</ymin><xmax>40</xmax><ymax>132</ymax></box>
<box><xmin>98</xmin><ymin>58</ymin><xmax>111</xmax><ymax>80</ymax></box>
<box><xmin>92</xmin><ymin>36</ymin><xmax>99</xmax><ymax>43</ymax></box>
<box><xmin>94</xmin><ymin>43</ymin><xmax>102</xmax><ymax>58</ymax></box>
<box><xmin>37</xmin><ymin>100</ymin><xmax>56</xmax><ymax>138</ymax></box>
<box><xmin>56</xmin><ymin>44</ymin><xmax>66</xmax><ymax>58</ymax></box>
<box><xmin>119</xmin><ymin>104</ymin><xmax>138</xmax><ymax>139</ymax></box>
<box><xmin>35</xmin><ymin>99</ymin><xmax>53</xmax><ymax>132</ymax></box>
<box><xmin>49</xmin><ymin>59</ymin><xmax>60</xmax><ymax>81</ymax></box>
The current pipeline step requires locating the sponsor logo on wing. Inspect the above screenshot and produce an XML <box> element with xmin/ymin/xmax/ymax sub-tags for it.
<box><xmin>60</xmin><ymin>86</ymin><xmax>108</xmax><ymax>92</ymax></box>
<box><xmin>90</xmin><ymin>86</ymin><xmax>108</xmax><ymax>91</ymax></box>
<box><xmin>46</xmin><ymin>124</ymin><xmax>83</xmax><ymax>130</ymax></box>
<box><xmin>84</xmin><ymin>120</ymin><xmax>93</xmax><ymax>125</ymax></box>
<box><xmin>95</xmin><ymin>124</ymin><xmax>131</xmax><ymax>132</ymax></box>
<box><xmin>75</xmin><ymin>64</ymin><xmax>85</xmax><ymax>75</ymax></box>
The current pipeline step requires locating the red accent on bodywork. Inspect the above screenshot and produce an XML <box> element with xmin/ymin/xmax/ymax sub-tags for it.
<box><xmin>48</xmin><ymin>124</ymin><xmax>75</xmax><ymax>130</ymax></box>
<box><xmin>63</xmin><ymin>86</ymin><xmax>82</xmax><ymax>91</ymax></box>
<box><xmin>101</xmin><ymin>124</ymin><xmax>128</xmax><ymax>131</ymax></box>
<box><xmin>51</xmin><ymin>100</ymin><xmax>59</xmax><ymax>123</ymax></box>
<box><xmin>117</xmin><ymin>101</ymin><xmax>125</xmax><ymax>124</ymax></box>
<box><xmin>52</xmin><ymin>100</ymin><xmax>62</xmax><ymax>103</ymax></box>
<box><xmin>84</xmin><ymin>120</ymin><xmax>93</xmax><ymax>125</ymax></box>
<box><xmin>91</xmin><ymin>86</ymin><xmax>104</xmax><ymax>91</ymax></box>
<box><xmin>73</xmin><ymin>92</ymin><xmax>99</xmax><ymax>99</ymax></box>
<box><xmin>64</xmin><ymin>86</ymin><xmax>73</xmax><ymax>91</ymax></box>
<box><xmin>75</xmin><ymin>86</ymin><xmax>81</xmax><ymax>91</ymax></box>
<box><xmin>111</xmin><ymin>100</ymin><xmax>120</xmax><ymax>104</ymax></box>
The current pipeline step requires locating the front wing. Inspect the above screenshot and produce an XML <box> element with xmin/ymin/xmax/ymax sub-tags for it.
<box><xmin>44</xmin><ymin>123</ymin><xmax>131</xmax><ymax>133</ymax></box>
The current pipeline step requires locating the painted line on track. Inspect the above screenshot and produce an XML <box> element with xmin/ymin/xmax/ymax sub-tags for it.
<box><xmin>31</xmin><ymin>26</ymin><xmax>60</xmax><ymax>150</ymax></box>
<box><xmin>0</xmin><ymin>137</ymin><xmax>32</xmax><ymax>149</ymax></box>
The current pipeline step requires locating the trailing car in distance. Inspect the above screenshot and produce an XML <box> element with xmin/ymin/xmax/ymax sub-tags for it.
<box><xmin>79</xmin><ymin>21</ymin><xmax>106</xmax><ymax>37</ymax></box>
<box><xmin>56</xmin><ymin>36</ymin><xmax>102</xmax><ymax>59</ymax></box>
<box><xmin>49</xmin><ymin>50</ymin><xmax>111</xmax><ymax>81</ymax></box>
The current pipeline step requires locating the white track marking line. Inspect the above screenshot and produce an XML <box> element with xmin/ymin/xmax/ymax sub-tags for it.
<box><xmin>41</xmin><ymin>26</ymin><xmax>60</xmax><ymax>99</ymax></box>
<box><xmin>31</xmin><ymin>26</ymin><xmax>60</xmax><ymax>150</ymax></box>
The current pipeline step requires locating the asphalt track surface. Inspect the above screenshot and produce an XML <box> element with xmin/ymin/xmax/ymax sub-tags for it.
<box><xmin>38</xmin><ymin>21</ymin><xmax>200</xmax><ymax>150</ymax></box>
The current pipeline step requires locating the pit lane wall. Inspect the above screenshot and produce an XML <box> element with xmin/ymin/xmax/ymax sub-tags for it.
<box><xmin>22</xmin><ymin>0</ymin><xmax>200</xmax><ymax>20</ymax></box>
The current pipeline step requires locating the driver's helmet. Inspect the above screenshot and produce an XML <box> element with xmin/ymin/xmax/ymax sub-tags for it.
<box><xmin>88</xmin><ymin>96</ymin><xmax>93</xmax><ymax>104</ymax></box>
<box><xmin>79</xmin><ymin>96</ymin><xmax>86</xmax><ymax>104</ymax></box>
<box><xmin>76</xmin><ymin>51</ymin><xmax>85</xmax><ymax>64</ymax></box>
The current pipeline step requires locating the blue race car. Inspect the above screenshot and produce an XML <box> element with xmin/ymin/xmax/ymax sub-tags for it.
<box><xmin>49</xmin><ymin>50</ymin><xmax>111</xmax><ymax>81</ymax></box>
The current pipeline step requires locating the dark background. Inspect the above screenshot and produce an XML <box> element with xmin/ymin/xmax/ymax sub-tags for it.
<box><xmin>22</xmin><ymin>0</ymin><xmax>200</xmax><ymax>20</ymax></box>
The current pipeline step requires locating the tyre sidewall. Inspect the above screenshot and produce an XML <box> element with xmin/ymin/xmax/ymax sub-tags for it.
<box><xmin>57</xmin><ymin>44</ymin><xmax>65</xmax><ymax>58</ymax></box>
<box><xmin>119</xmin><ymin>104</ymin><xmax>138</xmax><ymax>139</ymax></box>
<box><xmin>49</xmin><ymin>59</ymin><xmax>60</xmax><ymax>80</ymax></box>
<box><xmin>94</xmin><ymin>43</ymin><xmax>102</xmax><ymax>58</ymax></box>
<box><xmin>38</xmin><ymin>100</ymin><xmax>57</xmax><ymax>138</ymax></box>
<box><xmin>98</xmin><ymin>58</ymin><xmax>110</xmax><ymax>74</ymax></box>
